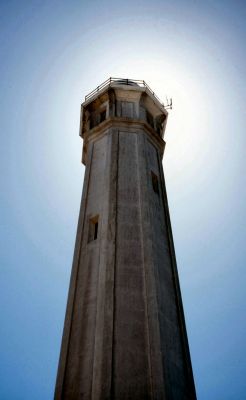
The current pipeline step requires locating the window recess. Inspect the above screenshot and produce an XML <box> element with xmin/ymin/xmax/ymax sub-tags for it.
<box><xmin>146</xmin><ymin>111</ymin><xmax>154</xmax><ymax>129</ymax></box>
<box><xmin>88</xmin><ymin>215</ymin><xmax>99</xmax><ymax>243</ymax></box>
<box><xmin>100</xmin><ymin>109</ymin><xmax>106</xmax><ymax>123</ymax></box>
<box><xmin>151</xmin><ymin>171</ymin><xmax>159</xmax><ymax>195</ymax></box>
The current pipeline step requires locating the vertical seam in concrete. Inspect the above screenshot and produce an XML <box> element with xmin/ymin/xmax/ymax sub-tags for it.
<box><xmin>110</xmin><ymin>129</ymin><xmax>119</xmax><ymax>399</ymax></box>
<box><xmin>157</xmin><ymin>153</ymin><xmax>196</xmax><ymax>399</ymax></box>
<box><xmin>56</xmin><ymin>143</ymin><xmax>94</xmax><ymax>399</ymax></box>
<box><xmin>136</xmin><ymin>133</ymin><xmax>154</xmax><ymax>399</ymax></box>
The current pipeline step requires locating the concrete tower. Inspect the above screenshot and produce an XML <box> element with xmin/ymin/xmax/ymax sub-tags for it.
<box><xmin>55</xmin><ymin>78</ymin><xmax>196</xmax><ymax>400</ymax></box>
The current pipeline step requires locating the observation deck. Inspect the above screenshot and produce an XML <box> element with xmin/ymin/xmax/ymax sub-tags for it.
<box><xmin>84</xmin><ymin>77</ymin><xmax>166</xmax><ymax>109</ymax></box>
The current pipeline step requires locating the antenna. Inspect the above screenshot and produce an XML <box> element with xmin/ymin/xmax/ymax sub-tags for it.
<box><xmin>164</xmin><ymin>97</ymin><xmax>172</xmax><ymax>110</ymax></box>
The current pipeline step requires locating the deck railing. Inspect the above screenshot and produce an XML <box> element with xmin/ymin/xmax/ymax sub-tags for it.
<box><xmin>84</xmin><ymin>77</ymin><xmax>164</xmax><ymax>106</ymax></box>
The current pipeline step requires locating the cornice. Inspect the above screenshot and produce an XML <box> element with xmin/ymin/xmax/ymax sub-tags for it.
<box><xmin>82</xmin><ymin>117</ymin><xmax>166</xmax><ymax>165</ymax></box>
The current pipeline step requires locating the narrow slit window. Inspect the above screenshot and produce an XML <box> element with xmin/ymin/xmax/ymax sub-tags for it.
<box><xmin>88</xmin><ymin>215</ymin><xmax>99</xmax><ymax>243</ymax></box>
<box><xmin>151</xmin><ymin>171</ymin><xmax>159</xmax><ymax>195</ymax></box>
<box><xmin>94</xmin><ymin>221</ymin><xmax>98</xmax><ymax>240</ymax></box>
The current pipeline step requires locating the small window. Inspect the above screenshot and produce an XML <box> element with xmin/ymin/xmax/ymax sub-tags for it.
<box><xmin>100</xmin><ymin>109</ymin><xmax>106</xmax><ymax>123</ymax></box>
<box><xmin>156</xmin><ymin>122</ymin><xmax>162</xmax><ymax>136</ymax></box>
<box><xmin>88</xmin><ymin>215</ymin><xmax>99</xmax><ymax>243</ymax></box>
<box><xmin>89</xmin><ymin>118</ymin><xmax>94</xmax><ymax>130</ymax></box>
<box><xmin>146</xmin><ymin>111</ymin><xmax>154</xmax><ymax>128</ymax></box>
<box><xmin>151</xmin><ymin>171</ymin><xmax>159</xmax><ymax>195</ymax></box>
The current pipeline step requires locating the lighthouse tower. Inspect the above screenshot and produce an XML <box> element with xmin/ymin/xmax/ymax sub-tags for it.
<box><xmin>55</xmin><ymin>78</ymin><xmax>196</xmax><ymax>400</ymax></box>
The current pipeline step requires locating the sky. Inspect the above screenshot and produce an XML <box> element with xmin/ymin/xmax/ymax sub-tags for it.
<box><xmin>1</xmin><ymin>0</ymin><xmax>246</xmax><ymax>398</ymax></box>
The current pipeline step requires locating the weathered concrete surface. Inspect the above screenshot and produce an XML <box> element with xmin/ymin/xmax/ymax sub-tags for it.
<box><xmin>55</xmin><ymin>81</ymin><xmax>196</xmax><ymax>399</ymax></box>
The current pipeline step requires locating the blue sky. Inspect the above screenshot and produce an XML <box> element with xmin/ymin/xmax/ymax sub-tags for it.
<box><xmin>1</xmin><ymin>0</ymin><xmax>246</xmax><ymax>398</ymax></box>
